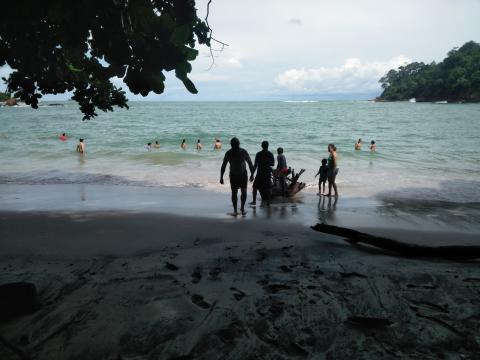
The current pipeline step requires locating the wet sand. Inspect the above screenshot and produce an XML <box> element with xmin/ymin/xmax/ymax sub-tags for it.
<box><xmin>1</xmin><ymin>185</ymin><xmax>480</xmax><ymax>359</ymax></box>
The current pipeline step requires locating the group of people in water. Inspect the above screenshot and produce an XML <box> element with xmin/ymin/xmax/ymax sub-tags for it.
<box><xmin>61</xmin><ymin>132</ymin><xmax>378</xmax><ymax>217</ymax></box>
<box><xmin>147</xmin><ymin>138</ymin><xmax>223</xmax><ymax>151</ymax></box>
<box><xmin>354</xmin><ymin>138</ymin><xmax>376</xmax><ymax>152</ymax></box>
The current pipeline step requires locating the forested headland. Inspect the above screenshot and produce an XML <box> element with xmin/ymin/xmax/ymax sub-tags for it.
<box><xmin>377</xmin><ymin>41</ymin><xmax>480</xmax><ymax>102</ymax></box>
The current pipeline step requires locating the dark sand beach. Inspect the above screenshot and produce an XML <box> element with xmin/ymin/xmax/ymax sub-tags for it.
<box><xmin>1</xmin><ymin>185</ymin><xmax>480</xmax><ymax>359</ymax></box>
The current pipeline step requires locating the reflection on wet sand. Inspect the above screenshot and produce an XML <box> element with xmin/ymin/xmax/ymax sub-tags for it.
<box><xmin>318</xmin><ymin>196</ymin><xmax>338</xmax><ymax>224</ymax></box>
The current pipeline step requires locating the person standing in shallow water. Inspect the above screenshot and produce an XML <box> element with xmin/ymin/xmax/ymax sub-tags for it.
<box><xmin>220</xmin><ymin>137</ymin><xmax>254</xmax><ymax>216</ymax></box>
<box><xmin>214</xmin><ymin>138</ymin><xmax>222</xmax><ymax>150</ymax></box>
<box><xmin>354</xmin><ymin>138</ymin><xmax>362</xmax><ymax>150</ymax></box>
<box><xmin>325</xmin><ymin>143</ymin><xmax>339</xmax><ymax>197</ymax></box>
<box><xmin>76</xmin><ymin>138</ymin><xmax>85</xmax><ymax>154</ymax></box>
<box><xmin>181</xmin><ymin>139</ymin><xmax>187</xmax><ymax>150</ymax></box>
<box><xmin>370</xmin><ymin>140</ymin><xmax>376</xmax><ymax>152</ymax></box>
<box><xmin>250</xmin><ymin>141</ymin><xmax>275</xmax><ymax>206</ymax></box>
<box><xmin>196</xmin><ymin>139</ymin><xmax>203</xmax><ymax>150</ymax></box>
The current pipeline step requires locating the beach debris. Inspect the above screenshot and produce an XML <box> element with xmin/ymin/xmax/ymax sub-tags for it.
<box><xmin>271</xmin><ymin>168</ymin><xmax>306</xmax><ymax>198</ymax></box>
<box><xmin>0</xmin><ymin>282</ymin><xmax>39</xmax><ymax>322</ymax></box>
<box><xmin>165</xmin><ymin>262</ymin><xmax>179</xmax><ymax>271</ymax></box>
<box><xmin>311</xmin><ymin>223</ymin><xmax>480</xmax><ymax>260</ymax></box>
<box><xmin>346</xmin><ymin>316</ymin><xmax>394</xmax><ymax>328</ymax></box>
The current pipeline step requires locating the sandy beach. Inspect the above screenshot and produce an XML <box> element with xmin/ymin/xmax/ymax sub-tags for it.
<box><xmin>1</xmin><ymin>185</ymin><xmax>480</xmax><ymax>359</ymax></box>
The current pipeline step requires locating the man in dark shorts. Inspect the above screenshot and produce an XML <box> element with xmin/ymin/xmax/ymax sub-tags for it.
<box><xmin>220</xmin><ymin>137</ymin><xmax>254</xmax><ymax>216</ymax></box>
<box><xmin>250</xmin><ymin>141</ymin><xmax>275</xmax><ymax>206</ymax></box>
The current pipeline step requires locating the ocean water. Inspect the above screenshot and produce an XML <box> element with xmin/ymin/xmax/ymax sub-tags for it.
<box><xmin>1</xmin><ymin>101</ymin><xmax>479</xmax><ymax>203</ymax></box>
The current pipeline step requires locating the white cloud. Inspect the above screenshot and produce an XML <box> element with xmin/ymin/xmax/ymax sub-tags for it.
<box><xmin>274</xmin><ymin>56</ymin><xmax>410</xmax><ymax>93</ymax></box>
<box><xmin>288</xmin><ymin>18</ymin><xmax>302</xmax><ymax>25</ymax></box>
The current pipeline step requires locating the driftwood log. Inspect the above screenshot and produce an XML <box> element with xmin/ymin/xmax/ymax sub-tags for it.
<box><xmin>311</xmin><ymin>223</ymin><xmax>480</xmax><ymax>260</ymax></box>
<box><xmin>271</xmin><ymin>168</ymin><xmax>306</xmax><ymax>198</ymax></box>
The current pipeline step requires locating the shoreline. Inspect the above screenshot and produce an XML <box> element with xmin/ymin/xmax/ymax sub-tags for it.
<box><xmin>1</xmin><ymin>183</ymin><xmax>479</xmax><ymax>239</ymax></box>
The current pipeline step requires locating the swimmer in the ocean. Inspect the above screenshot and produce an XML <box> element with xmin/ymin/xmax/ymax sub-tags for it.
<box><xmin>153</xmin><ymin>140</ymin><xmax>160</xmax><ymax>149</ymax></box>
<box><xmin>370</xmin><ymin>140</ymin><xmax>376</xmax><ymax>152</ymax></box>
<box><xmin>146</xmin><ymin>142</ymin><xmax>152</xmax><ymax>151</ymax></box>
<box><xmin>76</xmin><ymin>138</ymin><xmax>85</xmax><ymax>154</ymax></box>
<box><xmin>181</xmin><ymin>139</ymin><xmax>187</xmax><ymax>150</ymax></box>
<box><xmin>196</xmin><ymin>139</ymin><xmax>203</xmax><ymax>150</ymax></box>
<box><xmin>59</xmin><ymin>133</ymin><xmax>68</xmax><ymax>141</ymax></box>
<box><xmin>354</xmin><ymin>138</ymin><xmax>362</xmax><ymax>150</ymax></box>
<box><xmin>214</xmin><ymin>138</ymin><xmax>222</xmax><ymax>150</ymax></box>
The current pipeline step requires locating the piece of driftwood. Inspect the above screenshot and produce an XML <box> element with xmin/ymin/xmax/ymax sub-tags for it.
<box><xmin>271</xmin><ymin>167</ymin><xmax>306</xmax><ymax>198</ymax></box>
<box><xmin>311</xmin><ymin>223</ymin><xmax>480</xmax><ymax>260</ymax></box>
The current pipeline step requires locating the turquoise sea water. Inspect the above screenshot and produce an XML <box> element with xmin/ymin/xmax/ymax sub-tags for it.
<box><xmin>0</xmin><ymin>101</ymin><xmax>479</xmax><ymax>203</ymax></box>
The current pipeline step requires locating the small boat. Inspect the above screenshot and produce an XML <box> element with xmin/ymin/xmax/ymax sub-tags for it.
<box><xmin>409</xmin><ymin>98</ymin><xmax>416</xmax><ymax>103</ymax></box>
<box><xmin>434</xmin><ymin>100</ymin><xmax>448</xmax><ymax>104</ymax></box>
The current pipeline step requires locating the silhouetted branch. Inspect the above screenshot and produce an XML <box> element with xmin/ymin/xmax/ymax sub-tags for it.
<box><xmin>311</xmin><ymin>223</ymin><xmax>480</xmax><ymax>260</ymax></box>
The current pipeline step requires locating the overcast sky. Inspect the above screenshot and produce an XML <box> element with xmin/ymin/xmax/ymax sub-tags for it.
<box><xmin>2</xmin><ymin>0</ymin><xmax>480</xmax><ymax>101</ymax></box>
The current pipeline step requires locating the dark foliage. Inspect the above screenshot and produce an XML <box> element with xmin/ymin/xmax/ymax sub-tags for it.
<box><xmin>378</xmin><ymin>41</ymin><xmax>480</xmax><ymax>102</ymax></box>
<box><xmin>0</xmin><ymin>0</ymin><xmax>211</xmax><ymax>119</ymax></box>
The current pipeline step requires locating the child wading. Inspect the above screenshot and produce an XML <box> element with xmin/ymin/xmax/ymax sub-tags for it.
<box><xmin>315</xmin><ymin>158</ymin><xmax>328</xmax><ymax>195</ymax></box>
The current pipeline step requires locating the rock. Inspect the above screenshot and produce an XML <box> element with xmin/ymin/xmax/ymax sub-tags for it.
<box><xmin>0</xmin><ymin>282</ymin><xmax>39</xmax><ymax>322</ymax></box>
<box><xmin>4</xmin><ymin>98</ymin><xmax>17</xmax><ymax>106</ymax></box>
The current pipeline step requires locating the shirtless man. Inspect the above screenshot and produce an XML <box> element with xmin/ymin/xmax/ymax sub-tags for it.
<box><xmin>153</xmin><ymin>140</ymin><xmax>160</xmax><ymax>149</ymax></box>
<box><xmin>220</xmin><ymin>137</ymin><xmax>254</xmax><ymax>216</ymax></box>
<box><xmin>354</xmin><ymin>138</ymin><xmax>362</xmax><ymax>150</ymax></box>
<box><xmin>214</xmin><ymin>138</ymin><xmax>222</xmax><ymax>150</ymax></box>
<box><xmin>181</xmin><ymin>139</ymin><xmax>187</xmax><ymax>150</ymax></box>
<box><xmin>76</xmin><ymin>138</ymin><xmax>85</xmax><ymax>154</ymax></box>
<box><xmin>370</xmin><ymin>140</ymin><xmax>376</xmax><ymax>152</ymax></box>
<box><xmin>196</xmin><ymin>139</ymin><xmax>203</xmax><ymax>150</ymax></box>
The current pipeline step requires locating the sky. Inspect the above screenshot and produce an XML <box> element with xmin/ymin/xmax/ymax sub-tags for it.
<box><xmin>1</xmin><ymin>0</ymin><xmax>480</xmax><ymax>101</ymax></box>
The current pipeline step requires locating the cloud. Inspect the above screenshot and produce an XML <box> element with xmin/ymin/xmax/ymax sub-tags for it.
<box><xmin>274</xmin><ymin>56</ymin><xmax>410</xmax><ymax>93</ymax></box>
<box><xmin>288</xmin><ymin>18</ymin><xmax>302</xmax><ymax>25</ymax></box>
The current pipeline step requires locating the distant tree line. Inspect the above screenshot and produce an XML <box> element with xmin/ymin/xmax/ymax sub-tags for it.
<box><xmin>0</xmin><ymin>91</ymin><xmax>10</xmax><ymax>101</ymax></box>
<box><xmin>378</xmin><ymin>41</ymin><xmax>480</xmax><ymax>102</ymax></box>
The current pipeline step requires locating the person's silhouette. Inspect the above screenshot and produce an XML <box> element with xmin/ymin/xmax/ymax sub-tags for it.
<box><xmin>220</xmin><ymin>137</ymin><xmax>254</xmax><ymax>216</ymax></box>
<box><xmin>250</xmin><ymin>140</ymin><xmax>275</xmax><ymax>206</ymax></box>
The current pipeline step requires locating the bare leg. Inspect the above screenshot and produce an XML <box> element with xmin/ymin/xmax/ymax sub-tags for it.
<box><xmin>240</xmin><ymin>187</ymin><xmax>247</xmax><ymax>213</ymax></box>
<box><xmin>322</xmin><ymin>182</ymin><xmax>326</xmax><ymax>194</ymax></box>
<box><xmin>231</xmin><ymin>189</ymin><xmax>238</xmax><ymax>214</ymax></box>
<box><xmin>326</xmin><ymin>180</ymin><xmax>332</xmax><ymax>196</ymax></box>
<box><xmin>332</xmin><ymin>182</ymin><xmax>338</xmax><ymax>197</ymax></box>
<box><xmin>249</xmin><ymin>187</ymin><xmax>257</xmax><ymax>205</ymax></box>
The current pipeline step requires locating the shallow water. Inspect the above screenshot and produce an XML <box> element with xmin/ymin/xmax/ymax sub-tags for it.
<box><xmin>0</xmin><ymin>100</ymin><xmax>479</xmax><ymax>203</ymax></box>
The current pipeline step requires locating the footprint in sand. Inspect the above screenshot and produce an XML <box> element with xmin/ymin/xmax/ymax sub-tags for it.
<box><xmin>209</xmin><ymin>267</ymin><xmax>222</xmax><ymax>279</ymax></box>
<box><xmin>256</xmin><ymin>250</ymin><xmax>267</xmax><ymax>262</ymax></box>
<box><xmin>191</xmin><ymin>294</ymin><xmax>210</xmax><ymax>309</ymax></box>
<box><xmin>165</xmin><ymin>262</ymin><xmax>179</xmax><ymax>271</ymax></box>
<box><xmin>191</xmin><ymin>271</ymin><xmax>202</xmax><ymax>284</ymax></box>
<box><xmin>229</xmin><ymin>287</ymin><xmax>246</xmax><ymax>301</ymax></box>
